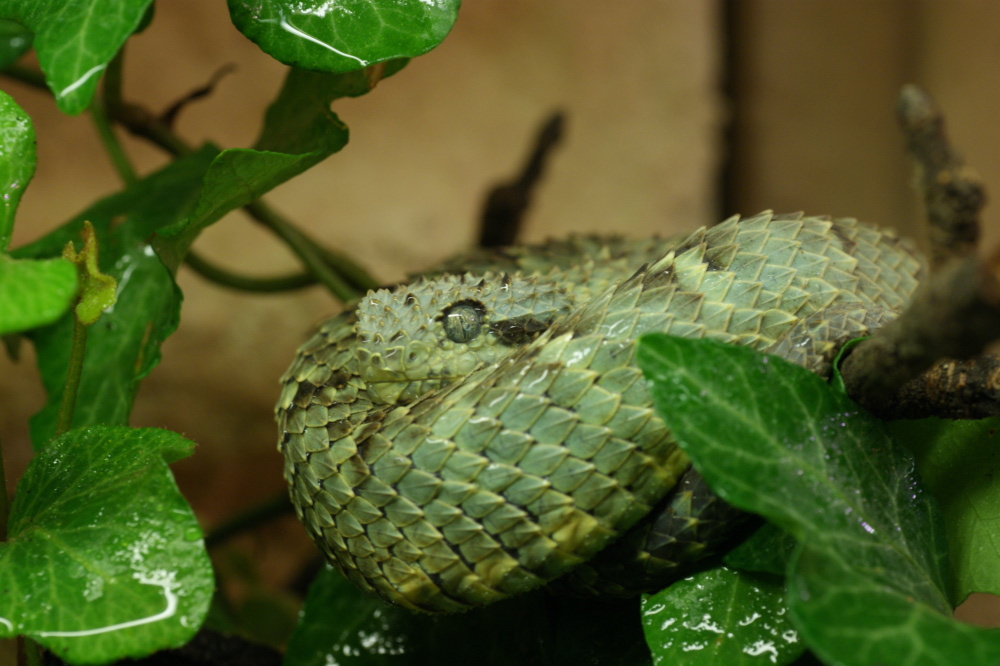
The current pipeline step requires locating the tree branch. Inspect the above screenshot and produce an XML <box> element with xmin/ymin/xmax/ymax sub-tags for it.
<box><xmin>840</xmin><ymin>248</ymin><xmax>1000</xmax><ymax>417</ymax></box>
<box><xmin>897</xmin><ymin>84</ymin><xmax>985</xmax><ymax>267</ymax></box>
<box><xmin>840</xmin><ymin>85</ymin><xmax>1000</xmax><ymax>419</ymax></box>
<box><xmin>478</xmin><ymin>112</ymin><xmax>565</xmax><ymax>248</ymax></box>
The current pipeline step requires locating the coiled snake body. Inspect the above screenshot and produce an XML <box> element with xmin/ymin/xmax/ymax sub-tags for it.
<box><xmin>276</xmin><ymin>212</ymin><xmax>924</xmax><ymax>613</ymax></box>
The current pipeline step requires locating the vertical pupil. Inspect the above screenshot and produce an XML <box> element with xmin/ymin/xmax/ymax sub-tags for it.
<box><xmin>442</xmin><ymin>302</ymin><xmax>484</xmax><ymax>343</ymax></box>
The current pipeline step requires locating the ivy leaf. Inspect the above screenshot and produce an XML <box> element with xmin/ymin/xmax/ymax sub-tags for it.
<box><xmin>889</xmin><ymin>417</ymin><xmax>1000</xmax><ymax>604</ymax></box>
<box><xmin>253</xmin><ymin>60</ymin><xmax>408</xmax><ymax>154</ymax></box>
<box><xmin>155</xmin><ymin>62</ymin><xmax>406</xmax><ymax>267</ymax></box>
<box><xmin>0</xmin><ymin>18</ymin><xmax>32</xmax><ymax>68</ymax></box>
<box><xmin>723</xmin><ymin>523</ymin><xmax>796</xmax><ymax>578</ymax></box>
<box><xmin>0</xmin><ymin>426</ymin><xmax>212</xmax><ymax>664</ymax></box>
<box><xmin>284</xmin><ymin>565</ymin><xmax>651</xmax><ymax>666</ymax></box>
<box><xmin>0</xmin><ymin>255</ymin><xmax>77</xmax><ymax>335</ymax></box>
<box><xmin>641</xmin><ymin>567</ymin><xmax>805</xmax><ymax>666</ymax></box>
<box><xmin>12</xmin><ymin>147</ymin><xmax>219</xmax><ymax>446</ymax></box>
<box><xmin>0</xmin><ymin>88</ymin><xmax>35</xmax><ymax>249</ymax></box>
<box><xmin>227</xmin><ymin>0</ymin><xmax>459</xmax><ymax>73</ymax></box>
<box><xmin>635</xmin><ymin>334</ymin><xmax>1000</xmax><ymax>666</ymax></box>
<box><xmin>0</xmin><ymin>0</ymin><xmax>155</xmax><ymax>114</ymax></box>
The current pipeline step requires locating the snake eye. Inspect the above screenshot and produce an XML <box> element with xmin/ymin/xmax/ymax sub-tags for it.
<box><xmin>440</xmin><ymin>300</ymin><xmax>486</xmax><ymax>343</ymax></box>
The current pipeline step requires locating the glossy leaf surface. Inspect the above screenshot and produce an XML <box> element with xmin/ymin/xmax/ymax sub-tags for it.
<box><xmin>890</xmin><ymin>417</ymin><xmax>1000</xmax><ymax>604</ymax></box>
<box><xmin>0</xmin><ymin>18</ymin><xmax>31</xmax><ymax>68</ymax></box>
<box><xmin>0</xmin><ymin>88</ymin><xmax>35</xmax><ymax>249</ymax></box>
<box><xmin>154</xmin><ymin>63</ymin><xmax>404</xmax><ymax>266</ymax></box>
<box><xmin>0</xmin><ymin>426</ymin><xmax>212</xmax><ymax>664</ymax></box>
<box><xmin>228</xmin><ymin>0</ymin><xmax>458</xmax><ymax>72</ymax></box>
<box><xmin>0</xmin><ymin>0</ymin><xmax>154</xmax><ymax>114</ymax></box>
<box><xmin>0</xmin><ymin>256</ymin><xmax>76</xmax><ymax>335</ymax></box>
<box><xmin>14</xmin><ymin>148</ymin><xmax>218</xmax><ymax>446</ymax></box>
<box><xmin>636</xmin><ymin>334</ymin><xmax>1000</xmax><ymax>666</ymax></box>
<box><xmin>642</xmin><ymin>567</ymin><xmax>804</xmax><ymax>666</ymax></box>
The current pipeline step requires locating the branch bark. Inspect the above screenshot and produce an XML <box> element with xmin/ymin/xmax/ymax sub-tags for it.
<box><xmin>840</xmin><ymin>85</ymin><xmax>1000</xmax><ymax>419</ymax></box>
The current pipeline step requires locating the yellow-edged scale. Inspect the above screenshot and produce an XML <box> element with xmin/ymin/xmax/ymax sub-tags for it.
<box><xmin>275</xmin><ymin>212</ymin><xmax>925</xmax><ymax>613</ymax></box>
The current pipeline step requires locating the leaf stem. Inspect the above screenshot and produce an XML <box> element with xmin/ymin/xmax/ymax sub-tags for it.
<box><xmin>1</xmin><ymin>63</ymin><xmax>380</xmax><ymax>300</ymax></box>
<box><xmin>18</xmin><ymin>636</ymin><xmax>42</xmax><ymax>666</ymax></box>
<box><xmin>245</xmin><ymin>200</ymin><xmax>365</xmax><ymax>302</ymax></box>
<box><xmin>204</xmin><ymin>493</ymin><xmax>294</xmax><ymax>549</ymax></box>
<box><xmin>90</xmin><ymin>97</ymin><xmax>137</xmax><ymax>186</ymax></box>
<box><xmin>250</xmin><ymin>200</ymin><xmax>379</xmax><ymax>291</ymax></box>
<box><xmin>0</xmin><ymin>433</ymin><xmax>7</xmax><ymax>542</ymax></box>
<box><xmin>1</xmin><ymin>63</ymin><xmax>47</xmax><ymax>91</ymax></box>
<box><xmin>91</xmin><ymin>51</ymin><xmax>138</xmax><ymax>186</ymax></box>
<box><xmin>184</xmin><ymin>250</ymin><xmax>317</xmax><ymax>292</ymax></box>
<box><xmin>54</xmin><ymin>315</ymin><xmax>88</xmax><ymax>438</ymax></box>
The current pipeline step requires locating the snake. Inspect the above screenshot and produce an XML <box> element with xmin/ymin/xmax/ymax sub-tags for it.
<box><xmin>275</xmin><ymin>211</ymin><xmax>925</xmax><ymax>613</ymax></box>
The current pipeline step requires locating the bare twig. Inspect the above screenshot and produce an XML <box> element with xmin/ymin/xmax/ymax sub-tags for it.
<box><xmin>897</xmin><ymin>84</ymin><xmax>985</xmax><ymax>267</ymax></box>
<box><xmin>160</xmin><ymin>63</ymin><xmax>237</xmax><ymax>128</ymax></box>
<box><xmin>840</xmin><ymin>86</ymin><xmax>1000</xmax><ymax>418</ymax></box>
<box><xmin>478</xmin><ymin>112</ymin><xmax>565</xmax><ymax>248</ymax></box>
<box><xmin>881</xmin><ymin>354</ymin><xmax>1000</xmax><ymax>420</ymax></box>
<box><xmin>184</xmin><ymin>250</ymin><xmax>317</xmax><ymax>293</ymax></box>
<box><xmin>841</xmin><ymin>249</ymin><xmax>1000</xmax><ymax>417</ymax></box>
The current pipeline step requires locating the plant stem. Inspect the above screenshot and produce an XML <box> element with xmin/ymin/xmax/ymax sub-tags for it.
<box><xmin>91</xmin><ymin>97</ymin><xmax>137</xmax><ymax>186</ymax></box>
<box><xmin>2</xmin><ymin>63</ymin><xmax>380</xmax><ymax>300</ymax></box>
<box><xmin>184</xmin><ymin>250</ymin><xmax>317</xmax><ymax>292</ymax></box>
<box><xmin>244</xmin><ymin>199</ymin><xmax>378</xmax><ymax>293</ymax></box>
<box><xmin>54</xmin><ymin>315</ymin><xmax>88</xmax><ymax>438</ymax></box>
<box><xmin>90</xmin><ymin>50</ymin><xmax>138</xmax><ymax>186</ymax></box>
<box><xmin>246</xmin><ymin>200</ymin><xmax>363</xmax><ymax>302</ymax></box>
<box><xmin>2</xmin><ymin>63</ymin><xmax>47</xmax><ymax>91</ymax></box>
<box><xmin>18</xmin><ymin>637</ymin><xmax>42</xmax><ymax>666</ymax></box>
<box><xmin>205</xmin><ymin>493</ymin><xmax>294</xmax><ymax>549</ymax></box>
<box><xmin>0</xmin><ymin>433</ymin><xmax>7</xmax><ymax>543</ymax></box>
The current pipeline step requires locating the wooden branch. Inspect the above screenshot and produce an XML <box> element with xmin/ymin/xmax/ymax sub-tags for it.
<box><xmin>841</xmin><ymin>86</ymin><xmax>1000</xmax><ymax>419</ymax></box>
<box><xmin>880</xmin><ymin>354</ymin><xmax>1000</xmax><ymax>421</ymax></box>
<box><xmin>478</xmin><ymin>112</ymin><xmax>565</xmax><ymax>248</ymax></box>
<box><xmin>841</xmin><ymin>248</ymin><xmax>1000</xmax><ymax>418</ymax></box>
<box><xmin>897</xmin><ymin>84</ymin><xmax>985</xmax><ymax>267</ymax></box>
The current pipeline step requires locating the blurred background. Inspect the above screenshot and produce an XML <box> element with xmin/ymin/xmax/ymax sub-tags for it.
<box><xmin>1</xmin><ymin>0</ymin><xmax>998</xmax><ymax>640</ymax></box>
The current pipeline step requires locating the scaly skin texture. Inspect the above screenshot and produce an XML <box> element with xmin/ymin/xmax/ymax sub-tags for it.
<box><xmin>275</xmin><ymin>212</ymin><xmax>925</xmax><ymax>613</ymax></box>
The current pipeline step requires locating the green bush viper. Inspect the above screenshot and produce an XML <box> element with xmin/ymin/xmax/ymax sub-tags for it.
<box><xmin>275</xmin><ymin>211</ymin><xmax>925</xmax><ymax>613</ymax></box>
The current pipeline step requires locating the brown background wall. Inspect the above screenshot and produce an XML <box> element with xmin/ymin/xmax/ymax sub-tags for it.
<box><xmin>1</xmin><ymin>1</ymin><xmax>999</xmax><ymax>652</ymax></box>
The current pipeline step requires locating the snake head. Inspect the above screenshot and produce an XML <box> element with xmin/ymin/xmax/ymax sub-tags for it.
<box><xmin>355</xmin><ymin>272</ymin><xmax>575</xmax><ymax>405</ymax></box>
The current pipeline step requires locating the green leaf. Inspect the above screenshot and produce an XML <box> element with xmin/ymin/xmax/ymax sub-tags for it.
<box><xmin>0</xmin><ymin>18</ymin><xmax>32</xmax><ymax>68</ymax></box>
<box><xmin>723</xmin><ymin>523</ymin><xmax>796</xmax><ymax>578</ymax></box>
<box><xmin>635</xmin><ymin>334</ymin><xmax>1000</xmax><ymax>666</ymax></box>
<box><xmin>0</xmin><ymin>0</ymin><xmax>155</xmax><ymax>114</ymax></box>
<box><xmin>154</xmin><ymin>147</ymin><xmax>346</xmax><ymax>267</ymax></box>
<box><xmin>0</xmin><ymin>88</ymin><xmax>35</xmax><ymax>249</ymax></box>
<box><xmin>13</xmin><ymin>147</ymin><xmax>220</xmax><ymax>446</ymax></box>
<box><xmin>789</xmin><ymin>544</ymin><xmax>1000</xmax><ymax>666</ymax></box>
<box><xmin>642</xmin><ymin>567</ymin><xmax>805</xmax><ymax>666</ymax></box>
<box><xmin>254</xmin><ymin>61</ymin><xmax>407</xmax><ymax>154</ymax></box>
<box><xmin>0</xmin><ymin>255</ymin><xmax>76</xmax><ymax>335</ymax></box>
<box><xmin>889</xmin><ymin>417</ymin><xmax>1000</xmax><ymax>603</ymax></box>
<box><xmin>285</xmin><ymin>565</ymin><xmax>652</xmax><ymax>666</ymax></box>
<box><xmin>0</xmin><ymin>426</ymin><xmax>212</xmax><ymax>664</ymax></box>
<box><xmin>156</xmin><ymin>64</ymin><xmax>408</xmax><ymax>266</ymax></box>
<box><xmin>227</xmin><ymin>0</ymin><xmax>459</xmax><ymax>73</ymax></box>
<box><xmin>16</xmin><ymin>107</ymin><xmax>366</xmax><ymax>442</ymax></box>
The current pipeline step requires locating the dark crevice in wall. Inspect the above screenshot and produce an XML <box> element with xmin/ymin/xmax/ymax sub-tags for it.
<box><xmin>716</xmin><ymin>0</ymin><xmax>743</xmax><ymax>223</ymax></box>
